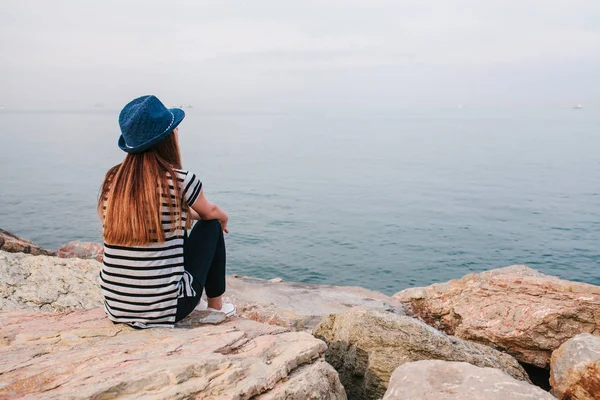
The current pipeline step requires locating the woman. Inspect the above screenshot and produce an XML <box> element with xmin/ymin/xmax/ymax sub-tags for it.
<box><xmin>98</xmin><ymin>95</ymin><xmax>234</xmax><ymax>328</ymax></box>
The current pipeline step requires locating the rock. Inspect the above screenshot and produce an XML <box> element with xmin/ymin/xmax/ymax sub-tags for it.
<box><xmin>0</xmin><ymin>251</ymin><xmax>402</xmax><ymax>333</ymax></box>
<box><xmin>0</xmin><ymin>251</ymin><xmax>102</xmax><ymax>312</ymax></box>
<box><xmin>255</xmin><ymin>360</ymin><xmax>346</xmax><ymax>400</ymax></box>
<box><xmin>394</xmin><ymin>265</ymin><xmax>600</xmax><ymax>367</ymax></box>
<box><xmin>0</xmin><ymin>308</ymin><xmax>346</xmax><ymax>399</ymax></box>
<box><xmin>222</xmin><ymin>274</ymin><xmax>405</xmax><ymax>331</ymax></box>
<box><xmin>0</xmin><ymin>229</ymin><xmax>54</xmax><ymax>256</ymax></box>
<box><xmin>550</xmin><ymin>333</ymin><xmax>600</xmax><ymax>400</ymax></box>
<box><xmin>383</xmin><ymin>360</ymin><xmax>556</xmax><ymax>400</ymax></box>
<box><xmin>56</xmin><ymin>240</ymin><xmax>103</xmax><ymax>262</ymax></box>
<box><xmin>313</xmin><ymin>308</ymin><xmax>529</xmax><ymax>400</ymax></box>
<box><xmin>268</xmin><ymin>277</ymin><xmax>284</xmax><ymax>283</ymax></box>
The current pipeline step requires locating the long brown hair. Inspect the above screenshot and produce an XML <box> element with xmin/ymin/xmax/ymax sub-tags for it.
<box><xmin>98</xmin><ymin>132</ymin><xmax>190</xmax><ymax>246</ymax></box>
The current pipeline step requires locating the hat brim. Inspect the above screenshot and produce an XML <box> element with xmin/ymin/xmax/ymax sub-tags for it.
<box><xmin>118</xmin><ymin>108</ymin><xmax>185</xmax><ymax>153</ymax></box>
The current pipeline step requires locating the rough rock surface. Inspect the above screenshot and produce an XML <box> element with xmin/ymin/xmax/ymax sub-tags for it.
<box><xmin>226</xmin><ymin>274</ymin><xmax>404</xmax><ymax>330</ymax></box>
<box><xmin>394</xmin><ymin>265</ymin><xmax>600</xmax><ymax>367</ymax></box>
<box><xmin>0</xmin><ymin>250</ymin><xmax>403</xmax><ymax>332</ymax></box>
<box><xmin>255</xmin><ymin>360</ymin><xmax>347</xmax><ymax>400</ymax></box>
<box><xmin>383</xmin><ymin>360</ymin><xmax>556</xmax><ymax>400</ymax></box>
<box><xmin>0</xmin><ymin>229</ymin><xmax>54</xmax><ymax>256</ymax></box>
<box><xmin>0</xmin><ymin>251</ymin><xmax>102</xmax><ymax>312</ymax></box>
<box><xmin>56</xmin><ymin>240</ymin><xmax>103</xmax><ymax>262</ymax></box>
<box><xmin>550</xmin><ymin>333</ymin><xmax>600</xmax><ymax>400</ymax></box>
<box><xmin>313</xmin><ymin>308</ymin><xmax>529</xmax><ymax>400</ymax></box>
<box><xmin>0</xmin><ymin>308</ymin><xmax>346</xmax><ymax>399</ymax></box>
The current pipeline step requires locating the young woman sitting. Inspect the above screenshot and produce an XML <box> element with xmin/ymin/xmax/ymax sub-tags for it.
<box><xmin>98</xmin><ymin>95</ymin><xmax>234</xmax><ymax>328</ymax></box>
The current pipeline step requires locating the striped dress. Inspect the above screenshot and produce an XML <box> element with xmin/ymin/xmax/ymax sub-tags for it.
<box><xmin>100</xmin><ymin>169</ymin><xmax>202</xmax><ymax>328</ymax></box>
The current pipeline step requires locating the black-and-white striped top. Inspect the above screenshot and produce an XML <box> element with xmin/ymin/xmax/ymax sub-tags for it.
<box><xmin>100</xmin><ymin>169</ymin><xmax>202</xmax><ymax>328</ymax></box>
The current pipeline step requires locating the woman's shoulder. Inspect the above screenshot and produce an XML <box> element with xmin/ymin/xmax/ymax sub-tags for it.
<box><xmin>168</xmin><ymin>169</ymin><xmax>191</xmax><ymax>181</ymax></box>
<box><xmin>172</xmin><ymin>168</ymin><xmax>189</xmax><ymax>176</ymax></box>
<box><xmin>170</xmin><ymin>169</ymin><xmax>201</xmax><ymax>186</ymax></box>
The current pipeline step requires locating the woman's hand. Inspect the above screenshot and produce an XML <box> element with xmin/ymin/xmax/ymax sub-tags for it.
<box><xmin>219</xmin><ymin>214</ymin><xmax>229</xmax><ymax>234</ymax></box>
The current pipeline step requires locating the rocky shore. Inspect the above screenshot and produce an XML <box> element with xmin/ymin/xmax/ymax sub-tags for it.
<box><xmin>1</xmin><ymin>230</ymin><xmax>599</xmax><ymax>399</ymax></box>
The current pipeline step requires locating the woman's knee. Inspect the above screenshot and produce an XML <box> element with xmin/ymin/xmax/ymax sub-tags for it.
<box><xmin>188</xmin><ymin>219</ymin><xmax>220</xmax><ymax>241</ymax></box>
<box><xmin>207</xmin><ymin>219</ymin><xmax>221</xmax><ymax>230</ymax></box>
<box><xmin>196</xmin><ymin>219</ymin><xmax>221</xmax><ymax>234</ymax></box>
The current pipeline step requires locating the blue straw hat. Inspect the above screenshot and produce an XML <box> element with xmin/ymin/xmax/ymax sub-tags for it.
<box><xmin>118</xmin><ymin>95</ymin><xmax>185</xmax><ymax>153</ymax></box>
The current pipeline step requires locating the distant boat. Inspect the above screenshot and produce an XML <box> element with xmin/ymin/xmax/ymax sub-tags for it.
<box><xmin>457</xmin><ymin>104</ymin><xmax>464</xmax><ymax>109</ymax></box>
<box><xmin>0</xmin><ymin>105</ymin><xmax>4</xmax><ymax>110</ymax></box>
<box><xmin>573</xmin><ymin>104</ymin><xmax>583</xmax><ymax>110</ymax></box>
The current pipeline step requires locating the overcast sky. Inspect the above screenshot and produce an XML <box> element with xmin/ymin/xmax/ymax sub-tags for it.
<box><xmin>1</xmin><ymin>0</ymin><xmax>599</xmax><ymax>110</ymax></box>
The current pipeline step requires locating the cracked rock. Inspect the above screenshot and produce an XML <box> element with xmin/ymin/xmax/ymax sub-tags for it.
<box><xmin>313</xmin><ymin>307</ymin><xmax>529</xmax><ymax>400</ymax></box>
<box><xmin>0</xmin><ymin>308</ymin><xmax>346</xmax><ymax>399</ymax></box>
<box><xmin>394</xmin><ymin>265</ymin><xmax>600</xmax><ymax>367</ymax></box>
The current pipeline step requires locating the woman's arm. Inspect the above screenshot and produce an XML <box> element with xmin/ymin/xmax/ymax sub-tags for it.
<box><xmin>190</xmin><ymin>189</ymin><xmax>229</xmax><ymax>233</ymax></box>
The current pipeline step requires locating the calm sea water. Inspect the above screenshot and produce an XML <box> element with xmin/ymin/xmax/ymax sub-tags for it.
<box><xmin>1</xmin><ymin>109</ymin><xmax>599</xmax><ymax>294</ymax></box>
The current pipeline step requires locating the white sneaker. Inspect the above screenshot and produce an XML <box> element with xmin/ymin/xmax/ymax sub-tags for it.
<box><xmin>207</xmin><ymin>302</ymin><xmax>236</xmax><ymax>317</ymax></box>
<box><xmin>195</xmin><ymin>298</ymin><xmax>208</xmax><ymax>311</ymax></box>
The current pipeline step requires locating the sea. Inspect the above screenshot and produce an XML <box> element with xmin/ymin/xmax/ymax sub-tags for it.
<box><xmin>1</xmin><ymin>108</ymin><xmax>599</xmax><ymax>295</ymax></box>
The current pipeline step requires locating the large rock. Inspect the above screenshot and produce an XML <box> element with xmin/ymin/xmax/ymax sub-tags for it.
<box><xmin>394</xmin><ymin>265</ymin><xmax>600</xmax><ymax>367</ymax></box>
<box><xmin>56</xmin><ymin>240</ymin><xmax>103</xmax><ymax>262</ymax></box>
<box><xmin>0</xmin><ymin>229</ymin><xmax>54</xmax><ymax>256</ymax></box>
<box><xmin>0</xmin><ymin>250</ymin><xmax>403</xmax><ymax>332</ymax></box>
<box><xmin>226</xmin><ymin>274</ymin><xmax>404</xmax><ymax>330</ymax></box>
<box><xmin>313</xmin><ymin>308</ymin><xmax>529</xmax><ymax>400</ymax></box>
<box><xmin>550</xmin><ymin>333</ymin><xmax>600</xmax><ymax>400</ymax></box>
<box><xmin>0</xmin><ymin>251</ymin><xmax>102</xmax><ymax>312</ymax></box>
<box><xmin>383</xmin><ymin>360</ymin><xmax>556</xmax><ymax>400</ymax></box>
<box><xmin>255</xmin><ymin>360</ymin><xmax>347</xmax><ymax>400</ymax></box>
<box><xmin>0</xmin><ymin>308</ymin><xmax>346</xmax><ymax>399</ymax></box>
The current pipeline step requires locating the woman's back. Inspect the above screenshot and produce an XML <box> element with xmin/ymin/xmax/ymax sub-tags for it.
<box><xmin>100</xmin><ymin>169</ymin><xmax>202</xmax><ymax>328</ymax></box>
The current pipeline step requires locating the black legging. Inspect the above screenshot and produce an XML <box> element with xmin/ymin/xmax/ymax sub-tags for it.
<box><xmin>175</xmin><ymin>219</ymin><xmax>226</xmax><ymax>322</ymax></box>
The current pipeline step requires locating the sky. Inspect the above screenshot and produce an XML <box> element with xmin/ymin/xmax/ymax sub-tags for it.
<box><xmin>0</xmin><ymin>0</ymin><xmax>599</xmax><ymax>111</ymax></box>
